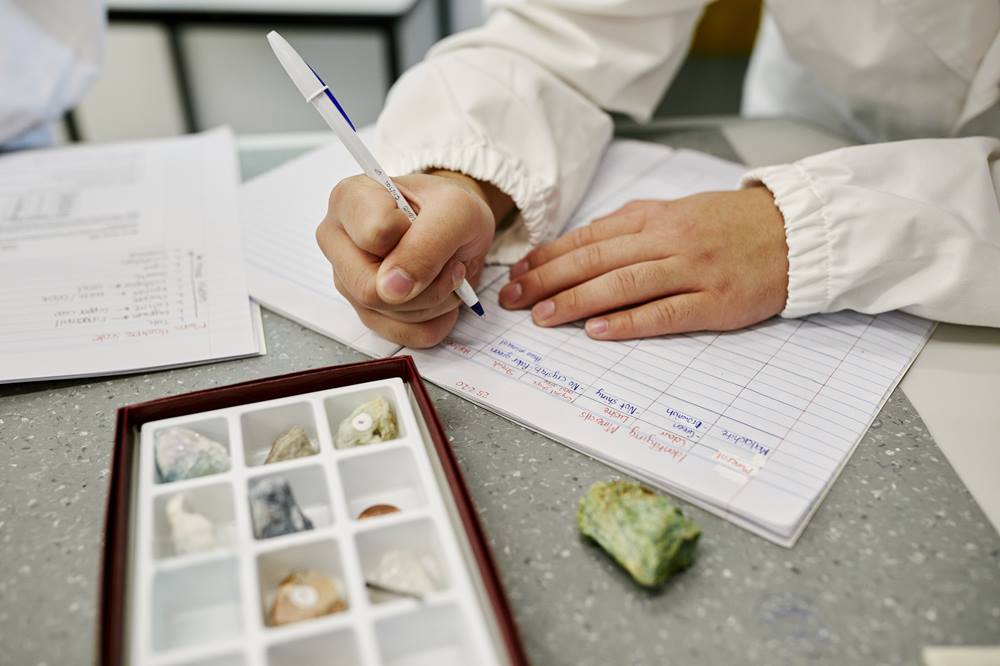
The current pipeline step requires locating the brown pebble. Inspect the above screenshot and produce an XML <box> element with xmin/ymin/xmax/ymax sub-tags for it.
<box><xmin>358</xmin><ymin>503</ymin><xmax>400</xmax><ymax>520</ymax></box>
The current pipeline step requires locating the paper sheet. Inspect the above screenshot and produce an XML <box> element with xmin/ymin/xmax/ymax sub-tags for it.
<box><xmin>402</xmin><ymin>141</ymin><xmax>935</xmax><ymax>546</ymax></box>
<box><xmin>239</xmin><ymin>130</ymin><xmax>399</xmax><ymax>357</ymax></box>
<box><xmin>237</xmin><ymin>136</ymin><xmax>934</xmax><ymax>544</ymax></box>
<box><xmin>0</xmin><ymin>129</ymin><xmax>264</xmax><ymax>383</ymax></box>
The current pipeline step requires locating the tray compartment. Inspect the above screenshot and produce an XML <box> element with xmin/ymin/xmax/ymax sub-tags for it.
<box><xmin>255</xmin><ymin>538</ymin><xmax>350</xmax><ymax>628</ymax></box>
<box><xmin>324</xmin><ymin>385</ymin><xmax>407</xmax><ymax>450</ymax></box>
<box><xmin>338</xmin><ymin>445</ymin><xmax>427</xmax><ymax>522</ymax></box>
<box><xmin>355</xmin><ymin>517</ymin><xmax>450</xmax><ymax>606</ymax></box>
<box><xmin>266</xmin><ymin>628</ymin><xmax>363</xmax><ymax>666</ymax></box>
<box><xmin>374</xmin><ymin>603</ymin><xmax>485</xmax><ymax>666</ymax></box>
<box><xmin>240</xmin><ymin>401</ymin><xmax>320</xmax><ymax>467</ymax></box>
<box><xmin>246</xmin><ymin>465</ymin><xmax>333</xmax><ymax>540</ymax></box>
<box><xmin>151</xmin><ymin>557</ymin><xmax>243</xmax><ymax>653</ymax></box>
<box><xmin>152</xmin><ymin>482</ymin><xmax>236</xmax><ymax>559</ymax></box>
<box><xmin>152</xmin><ymin>417</ymin><xmax>231</xmax><ymax>485</ymax></box>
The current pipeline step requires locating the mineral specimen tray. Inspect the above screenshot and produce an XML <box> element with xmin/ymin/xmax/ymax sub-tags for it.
<box><xmin>100</xmin><ymin>356</ymin><xmax>528</xmax><ymax>666</ymax></box>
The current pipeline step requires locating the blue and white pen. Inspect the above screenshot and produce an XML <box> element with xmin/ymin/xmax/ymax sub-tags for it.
<box><xmin>267</xmin><ymin>30</ymin><xmax>485</xmax><ymax>318</ymax></box>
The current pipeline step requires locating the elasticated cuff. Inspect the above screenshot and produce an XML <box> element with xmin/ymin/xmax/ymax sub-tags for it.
<box><xmin>741</xmin><ymin>164</ymin><xmax>833</xmax><ymax>319</ymax></box>
<box><xmin>384</xmin><ymin>141</ymin><xmax>558</xmax><ymax>265</ymax></box>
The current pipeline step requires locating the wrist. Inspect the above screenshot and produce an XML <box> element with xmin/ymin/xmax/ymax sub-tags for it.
<box><xmin>427</xmin><ymin>169</ymin><xmax>516</xmax><ymax>227</ymax></box>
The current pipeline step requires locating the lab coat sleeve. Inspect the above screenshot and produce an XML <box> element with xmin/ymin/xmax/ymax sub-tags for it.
<box><xmin>0</xmin><ymin>0</ymin><xmax>105</xmax><ymax>148</ymax></box>
<box><xmin>376</xmin><ymin>0</ymin><xmax>707</xmax><ymax>263</ymax></box>
<box><xmin>742</xmin><ymin>137</ymin><xmax>1000</xmax><ymax>327</ymax></box>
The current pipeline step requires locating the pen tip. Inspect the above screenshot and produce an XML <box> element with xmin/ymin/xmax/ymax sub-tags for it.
<box><xmin>471</xmin><ymin>302</ymin><xmax>485</xmax><ymax>318</ymax></box>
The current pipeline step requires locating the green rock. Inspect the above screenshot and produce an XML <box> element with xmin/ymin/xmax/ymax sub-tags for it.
<box><xmin>577</xmin><ymin>480</ymin><xmax>701</xmax><ymax>587</ymax></box>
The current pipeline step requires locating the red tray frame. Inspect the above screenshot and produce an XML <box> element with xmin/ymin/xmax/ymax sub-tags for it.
<box><xmin>99</xmin><ymin>356</ymin><xmax>528</xmax><ymax>665</ymax></box>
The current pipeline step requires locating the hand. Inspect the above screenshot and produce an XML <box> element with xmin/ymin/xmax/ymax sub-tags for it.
<box><xmin>497</xmin><ymin>187</ymin><xmax>789</xmax><ymax>339</ymax></box>
<box><xmin>316</xmin><ymin>171</ymin><xmax>509</xmax><ymax>347</ymax></box>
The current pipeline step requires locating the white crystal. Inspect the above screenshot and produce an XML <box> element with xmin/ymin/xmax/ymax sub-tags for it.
<box><xmin>166</xmin><ymin>493</ymin><xmax>216</xmax><ymax>556</ymax></box>
<box><xmin>368</xmin><ymin>550</ymin><xmax>441</xmax><ymax>597</ymax></box>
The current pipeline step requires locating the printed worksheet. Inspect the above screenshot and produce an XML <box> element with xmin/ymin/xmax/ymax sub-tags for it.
<box><xmin>0</xmin><ymin>129</ymin><xmax>264</xmax><ymax>383</ymax></box>
<box><xmin>404</xmin><ymin>267</ymin><xmax>933</xmax><ymax>546</ymax></box>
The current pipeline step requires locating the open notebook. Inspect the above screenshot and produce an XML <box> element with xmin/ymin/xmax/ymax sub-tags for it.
<box><xmin>240</xmin><ymin>137</ymin><xmax>933</xmax><ymax>546</ymax></box>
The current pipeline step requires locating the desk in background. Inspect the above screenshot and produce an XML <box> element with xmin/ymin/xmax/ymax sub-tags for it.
<box><xmin>1</xmin><ymin>119</ymin><xmax>998</xmax><ymax>666</ymax></box>
<box><xmin>73</xmin><ymin>0</ymin><xmax>445</xmax><ymax>141</ymax></box>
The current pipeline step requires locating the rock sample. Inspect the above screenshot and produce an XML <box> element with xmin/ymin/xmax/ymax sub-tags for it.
<box><xmin>577</xmin><ymin>480</ymin><xmax>701</xmax><ymax>587</ymax></box>
<box><xmin>155</xmin><ymin>427</ymin><xmax>230</xmax><ymax>483</ymax></box>
<box><xmin>248</xmin><ymin>477</ymin><xmax>313</xmax><ymax>539</ymax></box>
<box><xmin>366</xmin><ymin>549</ymin><xmax>441</xmax><ymax>601</ymax></box>
<box><xmin>268</xmin><ymin>570</ymin><xmax>347</xmax><ymax>626</ymax></box>
<box><xmin>335</xmin><ymin>397</ymin><xmax>398</xmax><ymax>449</ymax></box>
<box><xmin>264</xmin><ymin>426</ymin><xmax>317</xmax><ymax>464</ymax></box>
<box><xmin>358</xmin><ymin>503</ymin><xmax>400</xmax><ymax>520</ymax></box>
<box><xmin>165</xmin><ymin>493</ymin><xmax>217</xmax><ymax>556</ymax></box>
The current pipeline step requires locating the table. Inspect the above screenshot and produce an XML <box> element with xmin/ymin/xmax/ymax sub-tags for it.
<box><xmin>1</xmin><ymin>121</ymin><xmax>998</xmax><ymax>666</ymax></box>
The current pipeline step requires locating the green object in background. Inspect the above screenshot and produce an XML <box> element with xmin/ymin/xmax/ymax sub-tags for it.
<box><xmin>577</xmin><ymin>480</ymin><xmax>701</xmax><ymax>587</ymax></box>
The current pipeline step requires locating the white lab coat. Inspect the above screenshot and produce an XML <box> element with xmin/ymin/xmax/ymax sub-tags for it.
<box><xmin>0</xmin><ymin>0</ymin><xmax>105</xmax><ymax>148</ymax></box>
<box><xmin>376</xmin><ymin>0</ymin><xmax>1000</xmax><ymax>328</ymax></box>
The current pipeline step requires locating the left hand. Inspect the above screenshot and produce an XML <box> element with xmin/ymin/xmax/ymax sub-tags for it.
<box><xmin>497</xmin><ymin>187</ymin><xmax>789</xmax><ymax>339</ymax></box>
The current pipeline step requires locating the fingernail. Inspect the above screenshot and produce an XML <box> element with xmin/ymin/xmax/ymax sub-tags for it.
<box><xmin>586</xmin><ymin>318</ymin><xmax>608</xmax><ymax>336</ymax></box>
<box><xmin>510</xmin><ymin>259</ymin><xmax>529</xmax><ymax>279</ymax></box>
<box><xmin>533</xmin><ymin>300</ymin><xmax>555</xmax><ymax>321</ymax></box>
<box><xmin>380</xmin><ymin>267</ymin><xmax>414</xmax><ymax>300</ymax></box>
<box><xmin>452</xmin><ymin>262</ymin><xmax>466</xmax><ymax>288</ymax></box>
<box><xmin>499</xmin><ymin>281</ymin><xmax>522</xmax><ymax>306</ymax></box>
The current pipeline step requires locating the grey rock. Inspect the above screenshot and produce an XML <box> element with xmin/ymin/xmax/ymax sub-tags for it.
<box><xmin>248</xmin><ymin>476</ymin><xmax>313</xmax><ymax>539</ymax></box>
<box><xmin>155</xmin><ymin>427</ymin><xmax>230</xmax><ymax>483</ymax></box>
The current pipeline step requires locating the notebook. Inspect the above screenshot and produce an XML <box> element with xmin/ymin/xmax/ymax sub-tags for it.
<box><xmin>0</xmin><ymin>129</ymin><xmax>265</xmax><ymax>383</ymax></box>
<box><xmin>240</xmin><ymin>137</ymin><xmax>934</xmax><ymax>546</ymax></box>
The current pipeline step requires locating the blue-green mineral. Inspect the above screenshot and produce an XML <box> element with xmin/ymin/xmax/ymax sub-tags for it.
<box><xmin>577</xmin><ymin>480</ymin><xmax>700</xmax><ymax>587</ymax></box>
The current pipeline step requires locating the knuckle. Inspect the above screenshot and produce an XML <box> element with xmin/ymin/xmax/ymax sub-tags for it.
<box><xmin>610</xmin><ymin>268</ymin><xmax>638</xmax><ymax>296</ymax></box>
<box><xmin>355</xmin><ymin>275</ymin><xmax>381</xmax><ymax>309</ymax></box>
<box><xmin>572</xmin><ymin>225</ymin><xmax>595</xmax><ymax>249</ymax></box>
<box><xmin>525</xmin><ymin>267</ymin><xmax>548</xmax><ymax>295</ymax></box>
<box><xmin>581</xmin><ymin>242</ymin><xmax>604</xmax><ymax>271</ymax></box>
<box><xmin>653</xmin><ymin>300</ymin><xmax>679</xmax><ymax>329</ymax></box>
<box><xmin>559</xmin><ymin>288</ymin><xmax>580</xmax><ymax>314</ymax></box>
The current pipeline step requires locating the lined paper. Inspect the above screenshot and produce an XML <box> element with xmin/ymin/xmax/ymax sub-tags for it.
<box><xmin>237</xmin><ymin>136</ymin><xmax>933</xmax><ymax>544</ymax></box>
<box><xmin>0</xmin><ymin>129</ymin><xmax>264</xmax><ymax>383</ymax></box>
<box><xmin>402</xmin><ymin>141</ymin><xmax>935</xmax><ymax>546</ymax></box>
<box><xmin>405</xmin><ymin>267</ymin><xmax>933</xmax><ymax>546</ymax></box>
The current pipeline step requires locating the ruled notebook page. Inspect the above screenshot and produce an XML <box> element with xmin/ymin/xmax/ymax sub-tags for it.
<box><xmin>402</xmin><ymin>142</ymin><xmax>935</xmax><ymax>546</ymax></box>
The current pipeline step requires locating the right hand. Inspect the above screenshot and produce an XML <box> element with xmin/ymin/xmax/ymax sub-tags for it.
<box><xmin>316</xmin><ymin>171</ymin><xmax>501</xmax><ymax>348</ymax></box>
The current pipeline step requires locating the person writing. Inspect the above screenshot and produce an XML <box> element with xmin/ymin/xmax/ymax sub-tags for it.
<box><xmin>317</xmin><ymin>0</ymin><xmax>1000</xmax><ymax>348</ymax></box>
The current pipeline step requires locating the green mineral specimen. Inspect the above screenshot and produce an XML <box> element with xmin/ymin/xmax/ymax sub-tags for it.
<box><xmin>577</xmin><ymin>480</ymin><xmax>701</xmax><ymax>587</ymax></box>
<box><xmin>335</xmin><ymin>397</ymin><xmax>398</xmax><ymax>449</ymax></box>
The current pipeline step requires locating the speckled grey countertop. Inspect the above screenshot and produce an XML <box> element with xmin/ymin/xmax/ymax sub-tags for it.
<box><xmin>1</xmin><ymin>130</ymin><xmax>998</xmax><ymax>666</ymax></box>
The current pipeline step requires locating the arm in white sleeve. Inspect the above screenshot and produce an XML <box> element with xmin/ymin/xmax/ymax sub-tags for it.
<box><xmin>376</xmin><ymin>0</ymin><xmax>707</xmax><ymax>263</ymax></box>
<box><xmin>0</xmin><ymin>0</ymin><xmax>105</xmax><ymax>148</ymax></box>
<box><xmin>742</xmin><ymin>137</ymin><xmax>1000</xmax><ymax>327</ymax></box>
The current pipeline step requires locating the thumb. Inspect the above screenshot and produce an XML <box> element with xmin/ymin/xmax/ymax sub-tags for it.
<box><xmin>375</xmin><ymin>182</ymin><xmax>488</xmax><ymax>303</ymax></box>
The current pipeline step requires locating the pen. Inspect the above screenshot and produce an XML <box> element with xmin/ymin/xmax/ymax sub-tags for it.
<box><xmin>266</xmin><ymin>30</ymin><xmax>485</xmax><ymax>318</ymax></box>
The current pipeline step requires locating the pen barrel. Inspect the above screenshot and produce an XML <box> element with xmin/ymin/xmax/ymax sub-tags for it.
<box><xmin>311</xmin><ymin>98</ymin><xmax>417</xmax><ymax>222</ymax></box>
